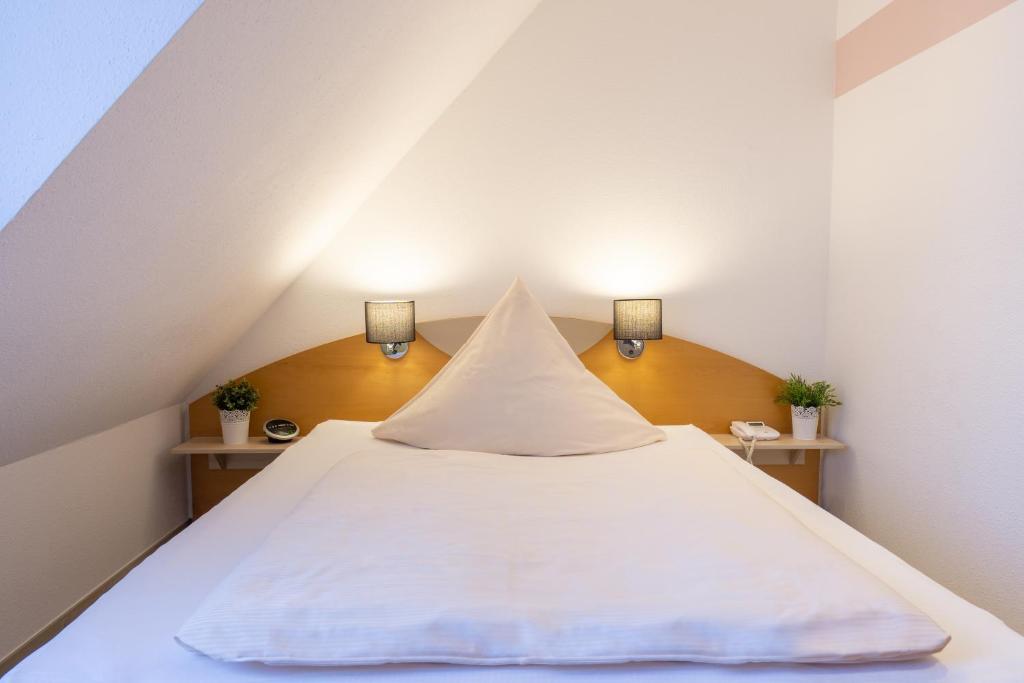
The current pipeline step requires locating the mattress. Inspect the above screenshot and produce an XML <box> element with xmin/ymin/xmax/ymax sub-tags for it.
<box><xmin>6</xmin><ymin>421</ymin><xmax>1024</xmax><ymax>682</ymax></box>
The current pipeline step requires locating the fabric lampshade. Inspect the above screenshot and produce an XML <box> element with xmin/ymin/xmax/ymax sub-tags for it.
<box><xmin>613</xmin><ymin>299</ymin><xmax>662</xmax><ymax>340</ymax></box>
<box><xmin>365</xmin><ymin>301</ymin><xmax>416</xmax><ymax>344</ymax></box>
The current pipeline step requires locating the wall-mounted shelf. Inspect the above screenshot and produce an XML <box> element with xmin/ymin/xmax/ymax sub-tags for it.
<box><xmin>170</xmin><ymin>436</ymin><xmax>302</xmax><ymax>458</ymax></box>
<box><xmin>710</xmin><ymin>433</ymin><xmax>846</xmax><ymax>506</ymax></box>
<box><xmin>171</xmin><ymin>434</ymin><xmax>847</xmax><ymax>514</ymax></box>
<box><xmin>171</xmin><ymin>437</ymin><xmax>304</xmax><ymax>517</ymax></box>
<box><xmin>710</xmin><ymin>434</ymin><xmax>845</xmax><ymax>452</ymax></box>
<box><xmin>171</xmin><ymin>436</ymin><xmax>302</xmax><ymax>469</ymax></box>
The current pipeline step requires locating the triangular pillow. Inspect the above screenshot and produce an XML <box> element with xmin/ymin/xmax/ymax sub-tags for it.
<box><xmin>372</xmin><ymin>279</ymin><xmax>665</xmax><ymax>456</ymax></box>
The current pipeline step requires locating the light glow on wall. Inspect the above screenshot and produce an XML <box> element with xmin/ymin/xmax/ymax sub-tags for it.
<box><xmin>274</xmin><ymin>215</ymin><xmax>340</xmax><ymax>281</ymax></box>
<box><xmin>566</xmin><ymin>238</ymin><xmax>697</xmax><ymax>298</ymax></box>
<box><xmin>310</xmin><ymin>229</ymin><xmax>465</xmax><ymax>296</ymax></box>
<box><xmin>547</xmin><ymin>207</ymin><xmax>713</xmax><ymax>301</ymax></box>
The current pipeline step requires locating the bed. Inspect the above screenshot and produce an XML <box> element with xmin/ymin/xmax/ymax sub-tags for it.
<box><xmin>7</xmin><ymin>282</ymin><xmax>1024</xmax><ymax>680</ymax></box>
<box><xmin>6</xmin><ymin>420</ymin><xmax>1024</xmax><ymax>681</ymax></box>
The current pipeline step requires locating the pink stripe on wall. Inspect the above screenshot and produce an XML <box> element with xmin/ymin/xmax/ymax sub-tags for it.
<box><xmin>835</xmin><ymin>0</ymin><xmax>1017</xmax><ymax>96</ymax></box>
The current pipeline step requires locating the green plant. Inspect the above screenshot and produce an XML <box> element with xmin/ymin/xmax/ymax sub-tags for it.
<box><xmin>212</xmin><ymin>377</ymin><xmax>261</xmax><ymax>412</ymax></box>
<box><xmin>775</xmin><ymin>374</ymin><xmax>841</xmax><ymax>409</ymax></box>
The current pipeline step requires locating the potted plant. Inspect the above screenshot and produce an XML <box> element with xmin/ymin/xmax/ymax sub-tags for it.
<box><xmin>775</xmin><ymin>374</ymin><xmax>840</xmax><ymax>440</ymax></box>
<box><xmin>212</xmin><ymin>378</ymin><xmax>261</xmax><ymax>445</ymax></box>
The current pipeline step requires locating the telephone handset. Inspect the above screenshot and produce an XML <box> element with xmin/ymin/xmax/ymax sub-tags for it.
<box><xmin>730</xmin><ymin>421</ymin><xmax>780</xmax><ymax>464</ymax></box>
<box><xmin>730</xmin><ymin>420</ymin><xmax>780</xmax><ymax>441</ymax></box>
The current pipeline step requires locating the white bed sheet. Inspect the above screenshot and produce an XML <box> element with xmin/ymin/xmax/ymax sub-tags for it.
<box><xmin>177</xmin><ymin>443</ymin><xmax>946</xmax><ymax>665</ymax></box>
<box><xmin>6</xmin><ymin>421</ymin><xmax>1024</xmax><ymax>682</ymax></box>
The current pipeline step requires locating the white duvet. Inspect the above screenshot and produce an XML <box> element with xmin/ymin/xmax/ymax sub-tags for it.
<box><xmin>176</xmin><ymin>427</ymin><xmax>948</xmax><ymax>666</ymax></box>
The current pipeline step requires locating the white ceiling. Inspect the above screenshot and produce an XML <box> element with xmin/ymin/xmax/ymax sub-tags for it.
<box><xmin>0</xmin><ymin>0</ymin><xmax>539</xmax><ymax>466</ymax></box>
<box><xmin>0</xmin><ymin>0</ymin><xmax>202</xmax><ymax>230</ymax></box>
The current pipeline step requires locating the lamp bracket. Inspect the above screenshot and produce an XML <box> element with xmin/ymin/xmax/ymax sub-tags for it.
<box><xmin>381</xmin><ymin>342</ymin><xmax>409</xmax><ymax>360</ymax></box>
<box><xmin>616</xmin><ymin>339</ymin><xmax>645</xmax><ymax>360</ymax></box>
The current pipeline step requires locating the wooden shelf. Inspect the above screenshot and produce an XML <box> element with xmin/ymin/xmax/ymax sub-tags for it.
<box><xmin>172</xmin><ymin>435</ymin><xmax>845</xmax><ymax>515</ymax></box>
<box><xmin>170</xmin><ymin>436</ymin><xmax>302</xmax><ymax>455</ymax></box>
<box><xmin>172</xmin><ymin>434</ymin><xmax>842</xmax><ymax>456</ymax></box>
<box><xmin>174</xmin><ymin>437</ymin><xmax>303</xmax><ymax>518</ymax></box>
<box><xmin>710</xmin><ymin>434</ymin><xmax>845</xmax><ymax>451</ymax></box>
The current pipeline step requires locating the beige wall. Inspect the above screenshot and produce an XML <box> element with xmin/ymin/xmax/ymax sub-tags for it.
<box><xmin>0</xmin><ymin>406</ymin><xmax>186</xmax><ymax>659</ymax></box>
<box><xmin>826</xmin><ymin>0</ymin><xmax>1024</xmax><ymax>631</ymax></box>
<box><xmin>196</xmin><ymin>0</ymin><xmax>837</xmax><ymax>396</ymax></box>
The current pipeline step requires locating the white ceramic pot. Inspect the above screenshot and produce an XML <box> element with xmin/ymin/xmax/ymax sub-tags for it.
<box><xmin>791</xmin><ymin>405</ymin><xmax>819</xmax><ymax>440</ymax></box>
<box><xmin>219</xmin><ymin>410</ymin><xmax>251</xmax><ymax>445</ymax></box>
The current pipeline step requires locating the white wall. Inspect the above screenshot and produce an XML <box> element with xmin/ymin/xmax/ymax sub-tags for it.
<box><xmin>0</xmin><ymin>0</ymin><xmax>202</xmax><ymax>229</ymax></box>
<box><xmin>826</xmin><ymin>1</ymin><xmax>1024</xmax><ymax>631</ymax></box>
<box><xmin>196</xmin><ymin>0</ymin><xmax>836</xmax><ymax>395</ymax></box>
<box><xmin>0</xmin><ymin>406</ymin><xmax>186</xmax><ymax>659</ymax></box>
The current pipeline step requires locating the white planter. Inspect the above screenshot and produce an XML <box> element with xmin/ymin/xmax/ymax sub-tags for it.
<box><xmin>791</xmin><ymin>405</ymin><xmax>819</xmax><ymax>440</ymax></box>
<box><xmin>219</xmin><ymin>410</ymin><xmax>251</xmax><ymax>445</ymax></box>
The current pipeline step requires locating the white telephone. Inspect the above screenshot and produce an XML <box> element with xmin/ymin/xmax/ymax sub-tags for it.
<box><xmin>730</xmin><ymin>420</ymin><xmax>781</xmax><ymax>441</ymax></box>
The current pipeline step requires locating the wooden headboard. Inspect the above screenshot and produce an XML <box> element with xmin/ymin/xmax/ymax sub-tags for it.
<box><xmin>186</xmin><ymin>318</ymin><xmax>828</xmax><ymax>509</ymax></box>
<box><xmin>188</xmin><ymin>318</ymin><xmax>790</xmax><ymax>437</ymax></box>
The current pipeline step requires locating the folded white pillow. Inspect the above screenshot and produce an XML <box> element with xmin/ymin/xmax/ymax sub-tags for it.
<box><xmin>372</xmin><ymin>278</ymin><xmax>665</xmax><ymax>456</ymax></box>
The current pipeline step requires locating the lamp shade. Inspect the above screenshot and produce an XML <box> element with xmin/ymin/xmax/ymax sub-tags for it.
<box><xmin>365</xmin><ymin>301</ymin><xmax>416</xmax><ymax>344</ymax></box>
<box><xmin>613</xmin><ymin>299</ymin><xmax>662</xmax><ymax>340</ymax></box>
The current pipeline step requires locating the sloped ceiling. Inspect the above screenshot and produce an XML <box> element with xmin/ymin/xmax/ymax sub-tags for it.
<box><xmin>0</xmin><ymin>0</ymin><xmax>202</xmax><ymax>229</ymax></box>
<box><xmin>0</xmin><ymin>0</ymin><xmax>539</xmax><ymax>466</ymax></box>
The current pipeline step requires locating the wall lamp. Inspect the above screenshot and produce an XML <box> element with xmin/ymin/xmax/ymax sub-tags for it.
<box><xmin>613</xmin><ymin>299</ymin><xmax>662</xmax><ymax>359</ymax></box>
<box><xmin>365</xmin><ymin>300</ymin><xmax>415</xmax><ymax>359</ymax></box>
